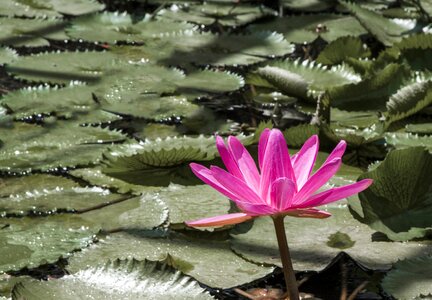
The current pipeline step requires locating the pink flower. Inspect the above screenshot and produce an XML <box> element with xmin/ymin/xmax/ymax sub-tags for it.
<box><xmin>186</xmin><ymin>128</ymin><xmax>373</xmax><ymax>227</ymax></box>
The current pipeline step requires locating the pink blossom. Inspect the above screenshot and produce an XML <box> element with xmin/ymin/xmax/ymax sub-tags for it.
<box><xmin>186</xmin><ymin>128</ymin><xmax>372</xmax><ymax>227</ymax></box>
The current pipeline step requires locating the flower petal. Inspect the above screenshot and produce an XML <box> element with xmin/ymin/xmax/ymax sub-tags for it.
<box><xmin>324</xmin><ymin>140</ymin><xmax>346</xmax><ymax>165</ymax></box>
<box><xmin>292</xmin><ymin>135</ymin><xmax>319</xmax><ymax>189</ymax></box>
<box><xmin>302</xmin><ymin>179</ymin><xmax>373</xmax><ymax>207</ymax></box>
<box><xmin>186</xmin><ymin>213</ymin><xmax>252</xmax><ymax>227</ymax></box>
<box><xmin>291</xmin><ymin>158</ymin><xmax>341</xmax><ymax>206</ymax></box>
<box><xmin>270</xmin><ymin>177</ymin><xmax>296</xmax><ymax>210</ymax></box>
<box><xmin>235</xmin><ymin>201</ymin><xmax>277</xmax><ymax>216</ymax></box>
<box><xmin>216</xmin><ymin>136</ymin><xmax>243</xmax><ymax>179</ymax></box>
<box><xmin>190</xmin><ymin>163</ymin><xmax>242</xmax><ymax>202</ymax></box>
<box><xmin>283</xmin><ymin>208</ymin><xmax>331</xmax><ymax>219</ymax></box>
<box><xmin>211</xmin><ymin>166</ymin><xmax>263</xmax><ymax>204</ymax></box>
<box><xmin>258</xmin><ymin>128</ymin><xmax>271</xmax><ymax>170</ymax></box>
<box><xmin>228</xmin><ymin>136</ymin><xmax>260</xmax><ymax>190</ymax></box>
<box><xmin>296</xmin><ymin>189</ymin><xmax>333</xmax><ymax>208</ymax></box>
<box><xmin>260</xmin><ymin>129</ymin><xmax>296</xmax><ymax>203</ymax></box>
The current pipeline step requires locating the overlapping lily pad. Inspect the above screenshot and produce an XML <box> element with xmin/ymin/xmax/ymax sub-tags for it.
<box><xmin>157</xmin><ymin>3</ymin><xmax>276</xmax><ymax>27</ymax></box>
<box><xmin>67</xmin><ymin>231</ymin><xmax>274</xmax><ymax>288</ymax></box>
<box><xmin>67</xmin><ymin>12</ymin><xmax>195</xmax><ymax>43</ymax></box>
<box><xmin>230</xmin><ymin>205</ymin><xmax>432</xmax><ymax>271</ymax></box>
<box><xmin>13</xmin><ymin>258</ymin><xmax>214</xmax><ymax>300</ymax></box>
<box><xmin>350</xmin><ymin>147</ymin><xmax>432</xmax><ymax>241</ymax></box>
<box><xmin>0</xmin><ymin>215</ymin><xmax>96</xmax><ymax>274</ymax></box>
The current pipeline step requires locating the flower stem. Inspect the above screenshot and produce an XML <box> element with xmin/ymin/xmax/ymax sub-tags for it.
<box><xmin>272</xmin><ymin>215</ymin><xmax>299</xmax><ymax>300</ymax></box>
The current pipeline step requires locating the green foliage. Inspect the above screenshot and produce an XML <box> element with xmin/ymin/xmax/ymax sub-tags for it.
<box><xmin>13</xmin><ymin>259</ymin><xmax>214</xmax><ymax>300</ymax></box>
<box><xmin>316</xmin><ymin>36</ymin><xmax>371</xmax><ymax>65</ymax></box>
<box><xmin>382</xmin><ymin>256</ymin><xmax>432</xmax><ymax>300</ymax></box>
<box><xmin>350</xmin><ymin>147</ymin><xmax>432</xmax><ymax>241</ymax></box>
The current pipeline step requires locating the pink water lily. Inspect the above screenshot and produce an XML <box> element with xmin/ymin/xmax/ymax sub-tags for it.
<box><xmin>186</xmin><ymin>128</ymin><xmax>373</xmax><ymax>227</ymax></box>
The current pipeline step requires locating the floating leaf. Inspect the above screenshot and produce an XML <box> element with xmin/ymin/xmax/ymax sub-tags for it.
<box><xmin>0</xmin><ymin>48</ymin><xmax>18</xmax><ymax>65</ymax></box>
<box><xmin>0</xmin><ymin>84</ymin><xmax>97</xmax><ymax>120</ymax></box>
<box><xmin>341</xmin><ymin>1</ymin><xmax>418</xmax><ymax>46</ymax></box>
<box><xmin>249</xmin><ymin>14</ymin><xmax>367</xmax><ymax>43</ymax></box>
<box><xmin>247</xmin><ymin>59</ymin><xmax>361</xmax><ymax>100</ymax></box>
<box><xmin>0</xmin><ymin>0</ymin><xmax>61</xmax><ymax>18</ymax></box>
<box><xmin>0</xmin><ymin>175</ymin><xmax>129</xmax><ymax>216</ymax></box>
<box><xmin>231</xmin><ymin>205</ymin><xmax>432</xmax><ymax>271</ymax></box>
<box><xmin>114</xmin><ymin>31</ymin><xmax>294</xmax><ymax>66</ymax></box>
<box><xmin>405</xmin><ymin>123</ymin><xmax>432</xmax><ymax>134</ymax></box>
<box><xmin>384</xmin><ymin>79</ymin><xmax>432</xmax><ymax>127</ymax></box>
<box><xmin>350</xmin><ymin>147</ymin><xmax>432</xmax><ymax>241</ymax></box>
<box><xmin>153</xmin><ymin>184</ymin><xmax>231</xmax><ymax>228</ymax></box>
<box><xmin>385</xmin><ymin>132</ymin><xmax>432</xmax><ymax>151</ymax></box>
<box><xmin>0</xmin><ymin>122</ymin><xmax>125</xmax><ymax>173</ymax></box>
<box><xmin>382</xmin><ymin>256</ymin><xmax>432</xmax><ymax>300</ymax></box>
<box><xmin>67</xmin><ymin>12</ymin><xmax>194</xmax><ymax>43</ymax></box>
<box><xmin>316</xmin><ymin>36</ymin><xmax>371</xmax><ymax>65</ymax></box>
<box><xmin>157</xmin><ymin>3</ymin><xmax>276</xmax><ymax>27</ymax></box>
<box><xmin>13</xmin><ymin>258</ymin><xmax>213</xmax><ymax>300</ymax></box>
<box><xmin>0</xmin><ymin>215</ymin><xmax>96</xmax><ymax>274</ymax></box>
<box><xmin>0</xmin><ymin>17</ymin><xmax>68</xmax><ymax>47</ymax></box>
<box><xmin>67</xmin><ymin>231</ymin><xmax>273</xmax><ymax>288</ymax></box>
<box><xmin>328</xmin><ymin>63</ymin><xmax>410</xmax><ymax>111</ymax></box>
<box><xmin>282</xmin><ymin>0</ymin><xmax>335</xmax><ymax>11</ymax></box>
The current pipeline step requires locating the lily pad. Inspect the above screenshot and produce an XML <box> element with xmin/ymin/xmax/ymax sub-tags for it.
<box><xmin>0</xmin><ymin>175</ymin><xmax>130</xmax><ymax>216</ymax></box>
<box><xmin>0</xmin><ymin>122</ymin><xmax>125</xmax><ymax>173</ymax></box>
<box><xmin>316</xmin><ymin>36</ymin><xmax>371</xmax><ymax>65</ymax></box>
<box><xmin>231</xmin><ymin>205</ymin><xmax>432</xmax><ymax>271</ymax></box>
<box><xmin>0</xmin><ymin>215</ymin><xmax>96</xmax><ymax>274</ymax></box>
<box><xmin>157</xmin><ymin>3</ymin><xmax>276</xmax><ymax>27</ymax></box>
<box><xmin>249</xmin><ymin>14</ymin><xmax>367</xmax><ymax>43</ymax></box>
<box><xmin>67</xmin><ymin>231</ymin><xmax>273</xmax><ymax>288</ymax></box>
<box><xmin>382</xmin><ymin>256</ymin><xmax>432</xmax><ymax>300</ymax></box>
<box><xmin>0</xmin><ymin>0</ymin><xmax>61</xmax><ymax>18</ymax></box>
<box><xmin>67</xmin><ymin>12</ymin><xmax>194</xmax><ymax>44</ymax></box>
<box><xmin>13</xmin><ymin>258</ymin><xmax>213</xmax><ymax>300</ymax></box>
<box><xmin>0</xmin><ymin>17</ymin><xmax>68</xmax><ymax>47</ymax></box>
<box><xmin>350</xmin><ymin>147</ymin><xmax>432</xmax><ymax>241</ymax></box>
<box><xmin>0</xmin><ymin>48</ymin><xmax>18</xmax><ymax>65</ymax></box>
<box><xmin>114</xmin><ymin>31</ymin><xmax>294</xmax><ymax>66</ymax></box>
<box><xmin>153</xmin><ymin>183</ymin><xmax>231</xmax><ymax>228</ymax></box>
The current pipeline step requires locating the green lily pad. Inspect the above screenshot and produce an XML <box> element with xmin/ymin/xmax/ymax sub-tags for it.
<box><xmin>405</xmin><ymin>123</ymin><xmax>432</xmax><ymax>134</ymax></box>
<box><xmin>0</xmin><ymin>215</ymin><xmax>96</xmax><ymax>274</ymax></box>
<box><xmin>67</xmin><ymin>231</ymin><xmax>273</xmax><ymax>288</ymax></box>
<box><xmin>384</xmin><ymin>80</ymin><xmax>432</xmax><ymax>128</ymax></box>
<box><xmin>282</xmin><ymin>0</ymin><xmax>335</xmax><ymax>11</ymax></box>
<box><xmin>231</xmin><ymin>205</ymin><xmax>432</xmax><ymax>271</ymax></box>
<box><xmin>0</xmin><ymin>122</ymin><xmax>125</xmax><ymax>173</ymax></box>
<box><xmin>13</xmin><ymin>258</ymin><xmax>214</xmax><ymax>300</ymax></box>
<box><xmin>157</xmin><ymin>3</ymin><xmax>276</xmax><ymax>27</ymax></box>
<box><xmin>6</xmin><ymin>50</ymin><xmax>120</xmax><ymax>84</ymax></box>
<box><xmin>113</xmin><ymin>31</ymin><xmax>294</xmax><ymax>67</ymax></box>
<box><xmin>316</xmin><ymin>36</ymin><xmax>371</xmax><ymax>65</ymax></box>
<box><xmin>0</xmin><ymin>17</ymin><xmax>68</xmax><ymax>47</ymax></box>
<box><xmin>67</xmin><ymin>12</ymin><xmax>194</xmax><ymax>43</ymax></box>
<box><xmin>70</xmin><ymin>167</ymin><xmax>155</xmax><ymax>195</ymax></box>
<box><xmin>341</xmin><ymin>1</ymin><xmax>419</xmax><ymax>46</ymax></box>
<box><xmin>249</xmin><ymin>14</ymin><xmax>367</xmax><ymax>43</ymax></box>
<box><xmin>350</xmin><ymin>147</ymin><xmax>432</xmax><ymax>241</ymax></box>
<box><xmin>247</xmin><ymin>59</ymin><xmax>361</xmax><ymax>99</ymax></box>
<box><xmin>154</xmin><ymin>184</ymin><xmax>231</xmax><ymax>228</ymax></box>
<box><xmin>80</xmin><ymin>194</ymin><xmax>168</xmax><ymax>232</ymax></box>
<box><xmin>0</xmin><ymin>48</ymin><xmax>18</xmax><ymax>65</ymax></box>
<box><xmin>0</xmin><ymin>85</ymin><xmax>97</xmax><ymax>120</ymax></box>
<box><xmin>382</xmin><ymin>256</ymin><xmax>432</xmax><ymax>300</ymax></box>
<box><xmin>331</xmin><ymin>108</ymin><xmax>379</xmax><ymax>129</ymax></box>
<box><xmin>0</xmin><ymin>0</ymin><xmax>61</xmax><ymax>18</ymax></box>
<box><xmin>0</xmin><ymin>173</ymin><xmax>133</xmax><ymax>216</ymax></box>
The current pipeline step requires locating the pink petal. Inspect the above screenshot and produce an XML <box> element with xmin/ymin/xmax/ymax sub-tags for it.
<box><xmin>186</xmin><ymin>213</ymin><xmax>252</xmax><ymax>227</ymax></box>
<box><xmin>270</xmin><ymin>177</ymin><xmax>296</xmax><ymax>210</ymax></box>
<box><xmin>260</xmin><ymin>129</ymin><xmax>296</xmax><ymax>202</ymax></box>
<box><xmin>190</xmin><ymin>163</ymin><xmax>240</xmax><ymax>202</ymax></box>
<box><xmin>291</xmin><ymin>158</ymin><xmax>341</xmax><ymax>206</ymax></box>
<box><xmin>258</xmin><ymin>128</ymin><xmax>271</xmax><ymax>170</ymax></box>
<box><xmin>294</xmin><ymin>189</ymin><xmax>333</xmax><ymax>208</ymax></box>
<box><xmin>292</xmin><ymin>135</ymin><xmax>319</xmax><ymax>189</ymax></box>
<box><xmin>324</xmin><ymin>140</ymin><xmax>346</xmax><ymax>165</ymax></box>
<box><xmin>211</xmin><ymin>166</ymin><xmax>264</xmax><ymax>204</ymax></box>
<box><xmin>235</xmin><ymin>201</ymin><xmax>277</xmax><ymax>216</ymax></box>
<box><xmin>303</xmin><ymin>179</ymin><xmax>373</xmax><ymax>207</ymax></box>
<box><xmin>283</xmin><ymin>208</ymin><xmax>331</xmax><ymax>219</ymax></box>
<box><xmin>228</xmin><ymin>136</ymin><xmax>260</xmax><ymax>190</ymax></box>
<box><xmin>216</xmin><ymin>136</ymin><xmax>243</xmax><ymax>179</ymax></box>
